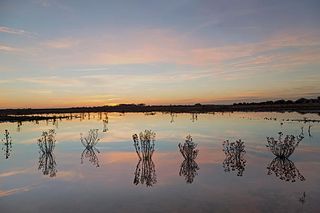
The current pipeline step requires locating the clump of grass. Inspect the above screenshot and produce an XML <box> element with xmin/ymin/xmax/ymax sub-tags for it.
<box><xmin>80</xmin><ymin>129</ymin><xmax>100</xmax><ymax>167</ymax></box>
<box><xmin>2</xmin><ymin>130</ymin><xmax>12</xmax><ymax>159</ymax></box>
<box><xmin>222</xmin><ymin>139</ymin><xmax>246</xmax><ymax>176</ymax></box>
<box><xmin>132</xmin><ymin>130</ymin><xmax>156</xmax><ymax>187</ymax></box>
<box><xmin>133</xmin><ymin>130</ymin><xmax>155</xmax><ymax>160</ymax></box>
<box><xmin>266</xmin><ymin>132</ymin><xmax>303</xmax><ymax>158</ymax></box>
<box><xmin>38</xmin><ymin>129</ymin><xmax>57</xmax><ymax>177</ymax></box>
<box><xmin>80</xmin><ymin>129</ymin><xmax>100</xmax><ymax>150</ymax></box>
<box><xmin>178</xmin><ymin>135</ymin><xmax>199</xmax><ymax>183</ymax></box>
<box><xmin>179</xmin><ymin>135</ymin><xmax>198</xmax><ymax>160</ymax></box>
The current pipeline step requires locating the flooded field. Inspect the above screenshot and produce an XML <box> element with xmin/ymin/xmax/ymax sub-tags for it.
<box><xmin>1</xmin><ymin>112</ymin><xmax>319</xmax><ymax>213</ymax></box>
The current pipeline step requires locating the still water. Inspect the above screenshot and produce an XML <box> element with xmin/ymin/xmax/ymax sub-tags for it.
<box><xmin>0</xmin><ymin>112</ymin><xmax>319</xmax><ymax>213</ymax></box>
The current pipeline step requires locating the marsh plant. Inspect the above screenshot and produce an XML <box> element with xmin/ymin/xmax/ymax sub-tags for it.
<box><xmin>267</xmin><ymin>157</ymin><xmax>305</xmax><ymax>182</ymax></box>
<box><xmin>266</xmin><ymin>132</ymin><xmax>304</xmax><ymax>158</ymax></box>
<box><xmin>133</xmin><ymin>130</ymin><xmax>155</xmax><ymax>160</ymax></box>
<box><xmin>2</xmin><ymin>130</ymin><xmax>12</xmax><ymax>159</ymax></box>
<box><xmin>178</xmin><ymin>135</ymin><xmax>199</xmax><ymax>183</ymax></box>
<box><xmin>80</xmin><ymin>129</ymin><xmax>100</xmax><ymax>167</ymax></box>
<box><xmin>38</xmin><ymin>129</ymin><xmax>57</xmax><ymax>177</ymax></box>
<box><xmin>132</xmin><ymin>130</ymin><xmax>157</xmax><ymax>187</ymax></box>
<box><xmin>222</xmin><ymin>139</ymin><xmax>246</xmax><ymax>176</ymax></box>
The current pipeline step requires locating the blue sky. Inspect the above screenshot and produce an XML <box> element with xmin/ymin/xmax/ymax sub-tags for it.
<box><xmin>0</xmin><ymin>0</ymin><xmax>320</xmax><ymax>108</ymax></box>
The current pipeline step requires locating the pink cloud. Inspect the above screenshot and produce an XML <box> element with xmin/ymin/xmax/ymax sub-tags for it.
<box><xmin>42</xmin><ymin>38</ymin><xmax>80</xmax><ymax>49</ymax></box>
<box><xmin>0</xmin><ymin>44</ymin><xmax>22</xmax><ymax>52</ymax></box>
<box><xmin>0</xmin><ymin>26</ymin><xmax>36</xmax><ymax>37</ymax></box>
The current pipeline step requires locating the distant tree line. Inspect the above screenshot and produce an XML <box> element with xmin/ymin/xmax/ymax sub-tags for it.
<box><xmin>0</xmin><ymin>97</ymin><xmax>319</xmax><ymax>117</ymax></box>
<box><xmin>233</xmin><ymin>97</ymin><xmax>320</xmax><ymax>106</ymax></box>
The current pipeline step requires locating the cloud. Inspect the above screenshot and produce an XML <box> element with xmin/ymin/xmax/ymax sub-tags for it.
<box><xmin>33</xmin><ymin>0</ymin><xmax>51</xmax><ymax>7</ymax></box>
<box><xmin>0</xmin><ymin>79</ymin><xmax>12</xmax><ymax>83</ymax></box>
<box><xmin>16</xmin><ymin>69</ymin><xmax>211</xmax><ymax>89</ymax></box>
<box><xmin>42</xmin><ymin>38</ymin><xmax>80</xmax><ymax>49</ymax></box>
<box><xmin>18</xmin><ymin>76</ymin><xmax>82</xmax><ymax>86</ymax></box>
<box><xmin>1</xmin><ymin>28</ymin><xmax>319</xmax><ymax>107</ymax></box>
<box><xmin>0</xmin><ymin>44</ymin><xmax>22</xmax><ymax>52</ymax></box>
<box><xmin>0</xmin><ymin>26</ymin><xmax>37</xmax><ymax>37</ymax></box>
<box><xmin>33</xmin><ymin>0</ymin><xmax>73</xmax><ymax>12</ymax></box>
<box><xmin>15</xmin><ymin>28</ymin><xmax>319</xmax><ymax>82</ymax></box>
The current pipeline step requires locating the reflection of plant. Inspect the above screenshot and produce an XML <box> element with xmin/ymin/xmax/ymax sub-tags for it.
<box><xmin>38</xmin><ymin>129</ymin><xmax>57</xmax><ymax>177</ymax></box>
<box><xmin>222</xmin><ymin>139</ymin><xmax>246</xmax><ymax>176</ymax></box>
<box><xmin>308</xmin><ymin>125</ymin><xmax>312</xmax><ymax>137</ymax></box>
<box><xmin>267</xmin><ymin>157</ymin><xmax>305</xmax><ymax>182</ymax></box>
<box><xmin>17</xmin><ymin>121</ymin><xmax>22</xmax><ymax>132</ymax></box>
<box><xmin>298</xmin><ymin>192</ymin><xmax>307</xmax><ymax>213</ymax></box>
<box><xmin>299</xmin><ymin>192</ymin><xmax>306</xmax><ymax>205</ymax></box>
<box><xmin>132</xmin><ymin>130</ymin><xmax>156</xmax><ymax>187</ymax></box>
<box><xmin>2</xmin><ymin>130</ymin><xmax>12</xmax><ymax>159</ymax></box>
<box><xmin>102</xmin><ymin>119</ymin><xmax>108</xmax><ymax>132</ymax></box>
<box><xmin>169</xmin><ymin>112</ymin><xmax>176</xmax><ymax>123</ymax></box>
<box><xmin>178</xmin><ymin>135</ymin><xmax>199</xmax><ymax>183</ymax></box>
<box><xmin>80</xmin><ymin>129</ymin><xmax>100</xmax><ymax>167</ymax></box>
<box><xmin>266</xmin><ymin>132</ymin><xmax>303</xmax><ymax>158</ymax></box>
<box><xmin>191</xmin><ymin>113</ymin><xmax>198</xmax><ymax>122</ymax></box>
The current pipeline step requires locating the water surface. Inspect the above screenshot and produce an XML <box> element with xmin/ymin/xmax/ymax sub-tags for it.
<box><xmin>1</xmin><ymin>112</ymin><xmax>320</xmax><ymax>213</ymax></box>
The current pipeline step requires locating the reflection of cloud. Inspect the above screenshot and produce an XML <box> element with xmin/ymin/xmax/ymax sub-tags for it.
<box><xmin>0</xmin><ymin>169</ymin><xmax>28</xmax><ymax>178</ymax></box>
<box><xmin>55</xmin><ymin>170</ymin><xmax>84</xmax><ymax>181</ymax></box>
<box><xmin>0</xmin><ymin>186</ymin><xmax>31</xmax><ymax>197</ymax></box>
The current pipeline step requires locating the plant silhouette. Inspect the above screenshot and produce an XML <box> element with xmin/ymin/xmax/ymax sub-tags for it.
<box><xmin>266</xmin><ymin>132</ymin><xmax>305</xmax><ymax>182</ymax></box>
<box><xmin>80</xmin><ymin>129</ymin><xmax>100</xmax><ymax>167</ymax></box>
<box><xmin>2</xmin><ymin>130</ymin><xmax>12</xmax><ymax>159</ymax></box>
<box><xmin>266</xmin><ymin>132</ymin><xmax>303</xmax><ymax>158</ymax></box>
<box><xmin>222</xmin><ymin>139</ymin><xmax>246</xmax><ymax>176</ymax></box>
<box><xmin>178</xmin><ymin>135</ymin><xmax>199</xmax><ymax>183</ymax></box>
<box><xmin>132</xmin><ymin>130</ymin><xmax>157</xmax><ymax>187</ymax></box>
<box><xmin>38</xmin><ymin>129</ymin><xmax>57</xmax><ymax>177</ymax></box>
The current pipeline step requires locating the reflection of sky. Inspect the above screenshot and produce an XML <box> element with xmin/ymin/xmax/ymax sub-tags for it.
<box><xmin>1</xmin><ymin>112</ymin><xmax>320</xmax><ymax>212</ymax></box>
<box><xmin>1</xmin><ymin>1</ymin><xmax>320</xmax><ymax>107</ymax></box>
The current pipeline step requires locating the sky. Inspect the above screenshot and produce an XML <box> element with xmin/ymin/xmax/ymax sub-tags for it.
<box><xmin>0</xmin><ymin>0</ymin><xmax>320</xmax><ymax>108</ymax></box>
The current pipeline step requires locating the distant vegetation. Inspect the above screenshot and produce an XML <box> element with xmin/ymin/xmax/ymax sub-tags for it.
<box><xmin>232</xmin><ymin>97</ymin><xmax>320</xmax><ymax>106</ymax></box>
<box><xmin>0</xmin><ymin>97</ymin><xmax>319</xmax><ymax>120</ymax></box>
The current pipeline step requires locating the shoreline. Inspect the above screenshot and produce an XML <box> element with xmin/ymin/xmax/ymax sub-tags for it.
<box><xmin>0</xmin><ymin>104</ymin><xmax>319</xmax><ymax>123</ymax></box>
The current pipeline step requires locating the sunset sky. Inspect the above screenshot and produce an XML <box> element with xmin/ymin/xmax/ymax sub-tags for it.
<box><xmin>0</xmin><ymin>0</ymin><xmax>319</xmax><ymax>108</ymax></box>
